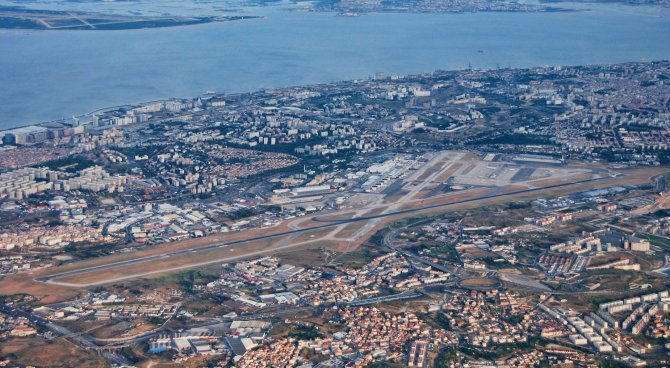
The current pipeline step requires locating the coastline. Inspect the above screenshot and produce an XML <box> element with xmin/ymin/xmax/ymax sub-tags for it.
<box><xmin>0</xmin><ymin>5</ymin><xmax>262</xmax><ymax>32</ymax></box>
<box><xmin>2</xmin><ymin>1</ymin><xmax>669</xmax><ymax>129</ymax></box>
<box><xmin>2</xmin><ymin>59</ymin><xmax>669</xmax><ymax>135</ymax></box>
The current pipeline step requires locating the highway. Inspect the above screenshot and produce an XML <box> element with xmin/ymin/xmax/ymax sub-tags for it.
<box><xmin>0</xmin><ymin>303</ymin><xmax>130</xmax><ymax>365</ymax></box>
<box><xmin>384</xmin><ymin>227</ymin><xmax>459</xmax><ymax>275</ymax></box>
<box><xmin>235</xmin><ymin>306</ymin><xmax>316</xmax><ymax>321</ymax></box>
<box><xmin>38</xmin><ymin>173</ymin><xmax>614</xmax><ymax>284</ymax></box>
<box><xmin>190</xmin><ymin>293</ymin><xmax>425</xmax><ymax>328</ymax></box>
<box><xmin>347</xmin><ymin>292</ymin><xmax>423</xmax><ymax>306</ymax></box>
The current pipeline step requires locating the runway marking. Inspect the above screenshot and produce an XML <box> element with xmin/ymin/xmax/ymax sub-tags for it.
<box><xmin>39</xmin><ymin>171</ymin><xmax>621</xmax><ymax>286</ymax></box>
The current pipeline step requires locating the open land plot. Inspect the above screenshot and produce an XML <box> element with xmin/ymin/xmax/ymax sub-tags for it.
<box><xmin>275</xmin><ymin>246</ymin><xmax>332</xmax><ymax>268</ymax></box>
<box><xmin>525</xmin><ymin>171</ymin><xmax>596</xmax><ymax>188</ymax></box>
<box><xmin>0</xmin><ymin>273</ymin><xmax>81</xmax><ymax>304</ymax></box>
<box><xmin>459</xmin><ymin>163</ymin><xmax>476</xmax><ymax>176</ymax></box>
<box><xmin>435</xmin><ymin>162</ymin><xmax>463</xmax><ymax>183</ymax></box>
<box><xmin>0</xmin><ymin>337</ymin><xmax>106</xmax><ymax>368</ymax></box>
<box><xmin>331</xmin><ymin>221</ymin><xmax>374</xmax><ymax>240</ymax></box>
<box><xmin>497</xmin><ymin>270</ymin><xmax>551</xmax><ymax>291</ymax></box>
<box><xmin>397</xmin><ymin>187</ymin><xmax>493</xmax><ymax>211</ymax></box>
<box><xmin>416</xmin><ymin>161</ymin><xmax>445</xmax><ymax>181</ymax></box>
<box><xmin>450</xmin><ymin>161</ymin><xmax>593</xmax><ymax>187</ymax></box>
<box><xmin>362</xmin><ymin>206</ymin><xmax>394</xmax><ymax>217</ymax></box>
<box><xmin>32</xmin><ymin>220</ymin><xmax>303</xmax><ymax>276</ymax></box>
<box><xmin>382</xmin><ymin>192</ymin><xmax>409</xmax><ymax>204</ymax></box>
<box><xmin>48</xmin><ymin>228</ymin><xmax>338</xmax><ymax>287</ymax></box>
<box><xmin>459</xmin><ymin>278</ymin><xmax>501</xmax><ymax>290</ymax></box>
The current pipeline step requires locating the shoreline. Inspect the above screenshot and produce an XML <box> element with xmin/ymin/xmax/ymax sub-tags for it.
<box><xmin>0</xmin><ymin>4</ymin><xmax>262</xmax><ymax>32</ymax></box>
<box><xmin>0</xmin><ymin>15</ymin><xmax>262</xmax><ymax>32</ymax></box>
<box><xmin>2</xmin><ymin>1</ymin><xmax>668</xmax><ymax>130</ymax></box>
<box><xmin>1</xmin><ymin>58</ymin><xmax>669</xmax><ymax>134</ymax></box>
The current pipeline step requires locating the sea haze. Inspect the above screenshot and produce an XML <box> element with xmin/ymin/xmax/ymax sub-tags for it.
<box><xmin>1</xmin><ymin>1</ymin><xmax>669</xmax><ymax>128</ymax></box>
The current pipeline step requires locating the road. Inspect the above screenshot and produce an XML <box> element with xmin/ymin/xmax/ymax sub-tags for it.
<box><xmin>348</xmin><ymin>292</ymin><xmax>423</xmax><ymax>306</ymax></box>
<box><xmin>0</xmin><ymin>303</ymin><xmax>130</xmax><ymax>365</ymax></box>
<box><xmin>383</xmin><ymin>226</ymin><xmax>458</xmax><ymax>275</ymax></box>
<box><xmin>234</xmin><ymin>306</ymin><xmax>316</xmax><ymax>321</ymax></box>
<box><xmin>380</xmin><ymin>204</ymin><xmax>657</xmax><ymax>297</ymax></box>
<box><xmin>39</xmin><ymin>173</ymin><xmax>615</xmax><ymax>285</ymax></box>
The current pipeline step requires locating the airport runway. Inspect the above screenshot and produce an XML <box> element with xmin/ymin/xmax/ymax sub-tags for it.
<box><xmin>38</xmin><ymin>174</ymin><xmax>615</xmax><ymax>285</ymax></box>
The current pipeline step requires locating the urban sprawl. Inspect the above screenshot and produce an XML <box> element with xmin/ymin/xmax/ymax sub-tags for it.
<box><xmin>1</xmin><ymin>60</ymin><xmax>670</xmax><ymax>367</ymax></box>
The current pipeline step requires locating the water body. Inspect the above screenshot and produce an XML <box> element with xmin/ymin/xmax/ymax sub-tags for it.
<box><xmin>1</xmin><ymin>1</ymin><xmax>669</xmax><ymax>129</ymax></box>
